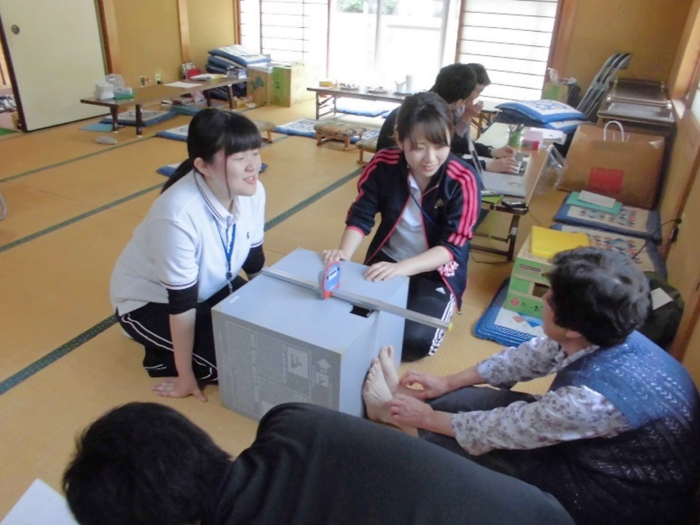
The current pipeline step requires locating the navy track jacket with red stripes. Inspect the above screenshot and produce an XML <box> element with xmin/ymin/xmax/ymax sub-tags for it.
<box><xmin>345</xmin><ymin>148</ymin><xmax>481</xmax><ymax>309</ymax></box>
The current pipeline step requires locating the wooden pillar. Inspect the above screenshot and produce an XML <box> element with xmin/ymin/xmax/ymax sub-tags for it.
<box><xmin>96</xmin><ymin>0</ymin><xmax>122</xmax><ymax>74</ymax></box>
<box><xmin>177</xmin><ymin>0</ymin><xmax>191</xmax><ymax>64</ymax></box>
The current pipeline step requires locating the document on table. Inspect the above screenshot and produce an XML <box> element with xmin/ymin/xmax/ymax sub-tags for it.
<box><xmin>1</xmin><ymin>479</ymin><xmax>77</xmax><ymax>525</ymax></box>
<box><xmin>528</xmin><ymin>127</ymin><xmax>566</xmax><ymax>143</ymax></box>
<box><xmin>165</xmin><ymin>81</ymin><xmax>202</xmax><ymax>88</ymax></box>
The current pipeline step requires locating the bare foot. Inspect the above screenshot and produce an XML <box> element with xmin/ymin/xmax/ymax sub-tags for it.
<box><xmin>363</xmin><ymin>359</ymin><xmax>393</xmax><ymax>424</ymax></box>
<box><xmin>379</xmin><ymin>346</ymin><xmax>399</xmax><ymax>394</ymax></box>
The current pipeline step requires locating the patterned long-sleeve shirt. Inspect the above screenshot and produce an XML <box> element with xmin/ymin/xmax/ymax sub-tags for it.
<box><xmin>451</xmin><ymin>337</ymin><xmax>631</xmax><ymax>455</ymax></box>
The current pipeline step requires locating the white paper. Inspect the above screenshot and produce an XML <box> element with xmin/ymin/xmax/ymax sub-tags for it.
<box><xmin>1</xmin><ymin>479</ymin><xmax>77</xmax><ymax>525</ymax></box>
<box><xmin>190</xmin><ymin>74</ymin><xmax>220</xmax><ymax>81</ymax></box>
<box><xmin>651</xmin><ymin>288</ymin><xmax>673</xmax><ymax>310</ymax></box>
<box><xmin>578</xmin><ymin>190</ymin><xmax>617</xmax><ymax>209</ymax></box>
<box><xmin>528</xmin><ymin>127</ymin><xmax>566</xmax><ymax>142</ymax></box>
<box><xmin>165</xmin><ymin>81</ymin><xmax>201</xmax><ymax>88</ymax></box>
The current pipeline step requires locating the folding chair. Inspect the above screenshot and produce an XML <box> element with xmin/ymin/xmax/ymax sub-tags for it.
<box><xmin>577</xmin><ymin>52</ymin><xmax>633</xmax><ymax>121</ymax></box>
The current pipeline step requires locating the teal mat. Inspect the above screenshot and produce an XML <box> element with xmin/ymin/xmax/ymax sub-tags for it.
<box><xmin>82</xmin><ymin>123</ymin><xmax>115</xmax><ymax>132</ymax></box>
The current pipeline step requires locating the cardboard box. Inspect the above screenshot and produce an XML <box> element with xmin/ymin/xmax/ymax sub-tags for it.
<box><xmin>212</xmin><ymin>248</ymin><xmax>408</xmax><ymax>420</ymax></box>
<box><xmin>271</xmin><ymin>62</ymin><xmax>316</xmax><ymax>107</ymax></box>
<box><xmin>247</xmin><ymin>64</ymin><xmax>273</xmax><ymax>105</ymax></box>
<box><xmin>504</xmin><ymin>275</ymin><xmax>549</xmax><ymax>319</ymax></box>
<box><xmin>542</xmin><ymin>81</ymin><xmax>570</xmax><ymax>103</ymax></box>
<box><xmin>505</xmin><ymin>236</ymin><xmax>551</xmax><ymax>319</ymax></box>
<box><xmin>512</xmin><ymin>234</ymin><xmax>552</xmax><ymax>286</ymax></box>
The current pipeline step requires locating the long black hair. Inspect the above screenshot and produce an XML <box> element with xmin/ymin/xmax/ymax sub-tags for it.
<box><xmin>162</xmin><ymin>108</ymin><xmax>262</xmax><ymax>193</ymax></box>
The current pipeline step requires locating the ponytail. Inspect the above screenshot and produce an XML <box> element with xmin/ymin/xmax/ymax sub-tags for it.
<box><xmin>162</xmin><ymin>158</ymin><xmax>194</xmax><ymax>193</ymax></box>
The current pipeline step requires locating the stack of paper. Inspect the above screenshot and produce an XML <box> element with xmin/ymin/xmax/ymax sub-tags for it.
<box><xmin>530</xmin><ymin>226</ymin><xmax>590</xmax><ymax>259</ymax></box>
<box><xmin>566</xmin><ymin>191</ymin><xmax>622</xmax><ymax>214</ymax></box>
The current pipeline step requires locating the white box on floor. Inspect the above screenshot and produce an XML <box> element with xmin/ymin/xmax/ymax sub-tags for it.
<box><xmin>212</xmin><ymin>248</ymin><xmax>407</xmax><ymax>420</ymax></box>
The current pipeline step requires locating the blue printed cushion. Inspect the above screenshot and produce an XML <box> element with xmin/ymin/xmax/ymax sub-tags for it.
<box><xmin>496</xmin><ymin>100</ymin><xmax>585</xmax><ymax>123</ymax></box>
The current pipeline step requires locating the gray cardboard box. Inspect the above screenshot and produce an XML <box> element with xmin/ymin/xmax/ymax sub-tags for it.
<box><xmin>212</xmin><ymin>248</ymin><xmax>408</xmax><ymax>420</ymax></box>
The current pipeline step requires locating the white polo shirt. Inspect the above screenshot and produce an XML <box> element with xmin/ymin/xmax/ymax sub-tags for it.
<box><xmin>110</xmin><ymin>170</ymin><xmax>265</xmax><ymax>315</ymax></box>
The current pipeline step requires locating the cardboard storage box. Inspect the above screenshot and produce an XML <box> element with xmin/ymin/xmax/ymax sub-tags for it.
<box><xmin>271</xmin><ymin>62</ymin><xmax>316</xmax><ymax>107</ymax></box>
<box><xmin>247</xmin><ymin>64</ymin><xmax>273</xmax><ymax>105</ymax></box>
<box><xmin>511</xmin><ymin>235</ymin><xmax>553</xmax><ymax>286</ymax></box>
<box><xmin>212</xmin><ymin>248</ymin><xmax>408</xmax><ymax>420</ymax></box>
<box><xmin>504</xmin><ymin>275</ymin><xmax>549</xmax><ymax>319</ymax></box>
<box><xmin>505</xmin><ymin>236</ymin><xmax>551</xmax><ymax>319</ymax></box>
<box><xmin>542</xmin><ymin>81</ymin><xmax>570</xmax><ymax>103</ymax></box>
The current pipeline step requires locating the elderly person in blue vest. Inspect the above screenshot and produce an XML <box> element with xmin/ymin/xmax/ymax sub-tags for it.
<box><xmin>363</xmin><ymin>246</ymin><xmax>700</xmax><ymax>524</ymax></box>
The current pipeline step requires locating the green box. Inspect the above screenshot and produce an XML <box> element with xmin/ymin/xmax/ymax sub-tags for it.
<box><xmin>512</xmin><ymin>233</ymin><xmax>553</xmax><ymax>285</ymax></box>
<box><xmin>504</xmin><ymin>275</ymin><xmax>550</xmax><ymax>319</ymax></box>
<box><xmin>271</xmin><ymin>62</ymin><xmax>311</xmax><ymax>107</ymax></box>
<box><xmin>542</xmin><ymin>81</ymin><xmax>570</xmax><ymax>103</ymax></box>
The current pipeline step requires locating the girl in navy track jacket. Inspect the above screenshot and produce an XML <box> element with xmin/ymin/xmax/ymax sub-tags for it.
<box><xmin>324</xmin><ymin>92</ymin><xmax>481</xmax><ymax>361</ymax></box>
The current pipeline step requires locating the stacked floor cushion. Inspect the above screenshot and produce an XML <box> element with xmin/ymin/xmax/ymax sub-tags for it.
<box><xmin>204</xmin><ymin>45</ymin><xmax>270</xmax><ymax>100</ymax></box>
<box><xmin>495</xmin><ymin>100</ymin><xmax>588</xmax><ymax>134</ymax></box>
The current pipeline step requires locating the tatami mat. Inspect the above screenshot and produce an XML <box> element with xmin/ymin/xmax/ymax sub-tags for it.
<box><xmin>1</xmin><ymin>98</ymin><xmax>564</xmax><ymax>517</ymax></box>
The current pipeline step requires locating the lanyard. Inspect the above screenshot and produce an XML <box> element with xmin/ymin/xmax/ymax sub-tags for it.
<box><xmin>409</xmin><ymin>189</ymin><xmax>437</xmax><ymax>226</ymax></box>
<box><xmin>218</xmin><ymin>219</ymin><xmax>236</xmax><ymax>292</ymax></box>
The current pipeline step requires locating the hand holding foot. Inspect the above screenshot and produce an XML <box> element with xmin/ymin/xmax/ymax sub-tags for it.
<box><xmin>399</xmin><ymin>371</ymin><xmax>450</xmax><ymax>400</ymax></box>
<box><xmin>388</xmin><ymin>394</ymin><xmax>435</xmax><ymax>429</ymax></box>
<box><xmin>363</xmin><ymin>359</ymin><xmax>394</xmax><ymax>424</ymax></box>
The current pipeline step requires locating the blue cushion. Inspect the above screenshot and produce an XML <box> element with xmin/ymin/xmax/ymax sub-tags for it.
<box><xmin>209</xmin><ymin>45</ymin><xmax>270</xmax><ymax>67</ymax></box>
<box><xmin>496</xmin><ymin>100</ymin><xmax>585</xmax><ymax>123</ymax></box>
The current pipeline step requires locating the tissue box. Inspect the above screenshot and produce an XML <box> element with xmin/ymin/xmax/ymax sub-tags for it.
<box><xmin>94</xmin><ymin>82</ymin><xmax>114</xmax><ymax>100</ymax></box>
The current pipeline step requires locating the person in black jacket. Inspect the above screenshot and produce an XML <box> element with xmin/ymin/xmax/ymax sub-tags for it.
<box><xmin>377</xmin><ymin>63</ymin><xmax>518</xmax><ymax>174</ymax></box>
<box><xmin>63</xmin><ymin>402</ymin><xmax>574</xmax><ymax>525</ymax></box>
<box><xmin>323</xmin><ymin>92</ymin><xmax>480</xmax><ymax>361</ymax></box>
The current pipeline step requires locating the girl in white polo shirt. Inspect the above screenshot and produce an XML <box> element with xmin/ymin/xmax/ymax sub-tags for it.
<box><xmin>110</xmin><ymin>109</ymin><xmax>266</xmax><ymax>401</ymax></box>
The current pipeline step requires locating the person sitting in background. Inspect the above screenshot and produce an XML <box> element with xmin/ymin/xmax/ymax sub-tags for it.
<box><xmin>452</xmin><ymin>63</ymin><xmax>518</xmax><ymax>174</ymax></box>
<box><xmin>377</xmin><ymin>63</ymin><xmax>518</xmax><ymax>174</ymax></box>
<box><xmin>364</xmin><ymin>247</ymin><xmax>700</xmax><ymax>524</ymax></box>
<box><xmin>63</xmin><ymin>402</ymin><xmax>573</xmax><ymax>525</ymax></box>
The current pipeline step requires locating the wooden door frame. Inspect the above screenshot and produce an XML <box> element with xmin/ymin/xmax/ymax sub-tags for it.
<box><xmin>0</xmin><ymin>11</ymin><xmax>25</xmax><ymax>129</ymax></box>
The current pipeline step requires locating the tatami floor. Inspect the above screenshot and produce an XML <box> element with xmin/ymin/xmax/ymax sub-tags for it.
<box><xmin>0</xmin><ymin>98</ymin><xmax>565</xmax><ymax>515</ymax></box>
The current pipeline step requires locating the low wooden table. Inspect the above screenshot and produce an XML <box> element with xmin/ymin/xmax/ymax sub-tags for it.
<box><xmin>80</xmin><ymin>78</ymin><xmax>248</xmax><ymax>136</ymax></box>
<box><xmin>307</xmin><ymin>86</ymin><xmax>408</xmax><ymax>120</ymax></box>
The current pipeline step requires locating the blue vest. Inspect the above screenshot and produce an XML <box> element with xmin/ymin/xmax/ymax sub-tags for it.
<box><xmin>528</xmin><ymin>332</ymin><xmax>700</xmax><ymax>524</ymax></box>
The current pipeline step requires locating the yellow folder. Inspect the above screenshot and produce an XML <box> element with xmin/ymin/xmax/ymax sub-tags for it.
<box><xmin>530</xmin><ymin>226</ymin><xmax>590</xmax><ymax>259</ymax></box>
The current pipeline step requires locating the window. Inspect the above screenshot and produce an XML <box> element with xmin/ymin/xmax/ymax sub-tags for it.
<box><xmin>328</xmin><ymin>0</ymin><xmax>461</xmax><ymax>90</ymax></box>
<box><xmin>240</xmin><ymin>0</ymin><xmax>329</xmax><ymax>71</ymax></box>
<box><xmin>240</xmin><ymin>0</ymin><xmax>461</xmax><ymax>90</ymax></box>
<box><xmin>239</xmin><ymin>0</ymin><xmax>561</xmax><ymax>98</ymax></box>
<box><xmin>456</xmin><ymin>0</ymin><xmax>560</xmax><ymax>102</ymax></box>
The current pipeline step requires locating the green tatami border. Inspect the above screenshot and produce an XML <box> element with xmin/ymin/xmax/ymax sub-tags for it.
<box><xmin>0</xmin><ymin>165</ymin><xmax>361</xmax><ymax>395</ymax></box>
